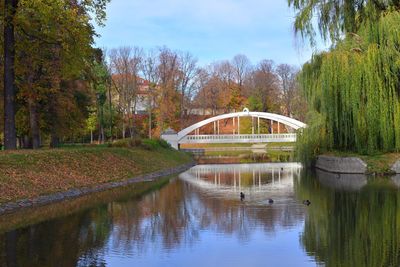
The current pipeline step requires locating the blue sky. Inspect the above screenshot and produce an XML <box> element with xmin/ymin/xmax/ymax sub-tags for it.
<box><xmin>95</xmin><ymin>0</ymin><xmax>325</xmax><ymax>67</ymax></box>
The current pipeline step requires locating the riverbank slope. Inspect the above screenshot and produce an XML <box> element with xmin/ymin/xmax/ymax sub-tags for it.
<box><xmin>0</xmin><ymin>146</ymin><xmax>192</xmax><ymax>204</ymax></box>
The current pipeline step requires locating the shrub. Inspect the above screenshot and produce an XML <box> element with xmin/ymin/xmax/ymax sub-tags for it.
<box><xmin>111</xmin><ymin>139</ymin><xmax>130</xmax><ymax>148</ymax></box>
<box><xmin>110</xmin><ymin>138</ymin><xmax>142</xmax><ymax>148</ymax></box>
<box><xmin>141</xmin><ymin>139</ymin><xmax>159</xmax><ymax>150</ymax></box>
<box><xmin>128</xmin><ymin>138</ymin><xmax>142</xmax><ymax>147</ymax></box>
<box><xmin>109</xmin><ymin>138</ymin><xmax>170</xmax><ymax>150</ymax></box>
<box><xmin>157</xmin><ymin>139</ymin><xmax>171</xmax><ymax>149</ymax></box>
<box><xmin>295</xmin><ymin>111</ymin><xmax>328</xmax><ymax>167</ymax></box>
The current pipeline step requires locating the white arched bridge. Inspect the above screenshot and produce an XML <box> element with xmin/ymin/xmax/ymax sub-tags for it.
<box><xmin>161</xmin><ymin>109</ymin><xmax>307</xmax><ymax>149</ymax></box>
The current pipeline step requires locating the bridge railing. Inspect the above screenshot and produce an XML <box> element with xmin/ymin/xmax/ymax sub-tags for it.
<box><xmin>181</xmin><ymin>133</ymin><xmax>297</xmax><ymax>143</ymax></box>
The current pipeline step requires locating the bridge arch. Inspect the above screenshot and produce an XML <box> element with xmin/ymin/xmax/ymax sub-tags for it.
<box><xmin>177</xmin><ymin>111</ymin><xmax>306</xmax><ymax>141</ymax></box>
<box><xmin>161</xmin><ymin>110</ymin><xmax>306</xmax><ymax>149</ymax></box>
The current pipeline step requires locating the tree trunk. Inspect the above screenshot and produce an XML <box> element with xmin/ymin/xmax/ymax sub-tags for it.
<box><xmin>127</xmin><ymin>102</ymin><xmax>134</xmax><ymax>138</ymax></box>
<box><xmin>3</xmin><ymin>0</ymin><xmax>18</xmax><ymax>150</ymax></box>
<box><xmin>108</xmin><ymin>84</ymin><xmax>113</xmax><ymax>142</ymax></box>
<box><xmin>100</xmin><ymin>106</ymin><xmax>104</xmax><ymax>143</ymax></box>
<box><xmin>22</xmin><ymin>135</ymin><xmax>31</xmax><ymax>149</ymax></box>
<box><xmin>90</xmin><ymin>129</ymin><xmax>93</xmax><ymax>143</ymax></box>
<box><xmin>48</xmin><ymin>93</ymin><xmax>59</xmax><ymax>148</ymax></box>
<box><xmin>28</xmin><ymin>98</ymin><xmax>40</xmax><ymax>149</ymax></box>
<box><xmin>180</xmin><ymin>96</ymin><xmax>184</xmax><ymax>128</ymax></box>
<box><xmin>131</xmin><ymin>99</ymin><xmax>137</xmax><ymax>138</ymax></box>
<box><xmin>97</xmin><ymin>103</ymin><xmax>102</xmax><ymax>143</ymax></box>
<box><xmin>122</xmin><ymin>120</ymin><xmax>126</xmax><ymax>139</ymax></box>
<box><xmin>50</xmin><ymin>134</ymin><xmax>59</xmax><ymax>148</ymax></box>
<box><xmin>98</xmin><ymin>126</ymin><xmax>101</xmax><ymax>143</ymax></box>
<box><xmin>148</xmin><ymin>104</ymin><xmax>152</xmax><ymax>139</ymax></box>
<box><xmin>48</xmin><ymin>45</ymin><xmax>61</xmax><ymax>149</ymax></box>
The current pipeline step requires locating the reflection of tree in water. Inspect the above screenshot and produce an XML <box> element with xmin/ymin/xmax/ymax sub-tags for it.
<box><xmin>108</xmin><ymin>178</ymin><xmax>305</xmax><ymax>254</ymax></box>
<box><xmin>0</xmin><ymin>205</ymin><xmax>112</xmax><ymax>267</ymax></box>
<box><xmin>0</xmin><ymin>172</ymin><xmax>304</xmax><ymax>266</ymax></box>
<box><xmin>297</xmin><ymin>170</ymin><xmax>400</xmax><ymax>267</ymax></box>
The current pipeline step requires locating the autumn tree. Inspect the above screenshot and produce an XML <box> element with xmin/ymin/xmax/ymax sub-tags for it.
<box><xmin>141</xmin><ymin>50</ymin><xmax>160</xmax><ymax>138</ymax></box>
<box><xmin>276</xmin><ymin>64</ymin><xmax>299</xmax><ymax>117</ymax></box>
<box><xmin>191</xmin><ymin>68</ymin><xmax>213</xmax><ymax>115</ymax></box>
<box><xmin>246</xmin><ymin>60</ymin><xmax>280</xmax><ymax>113</ymax></box>
<box><xmin>1</xmin><ymin>0</ymin><xmax>109</xmax><ymax>149</ymax></box>
<box><xmin>109</xmin><ymin>46</ymin><xmax>143</xmax><ymax>138</ymax></box>
<box><xmin>3</xmin><ymin>0</ymin><xmax>17</xmax><ymax>149</ymax></box>
<box><xmin>231</xmin><ymin>54</ymin><xmax>251</xmax><ymax>90</ymax></box>
<box><xmin>90</xmin><ymin>50</ymin><xmax>111</xmax><ymax>143</ymax></box>
<box><xmin>177</xmin><ymin>52</ymin><xmax>198</xmax><ymax>127</ymax></box>
<box><xmin>16</xmin><ymin>1</ymin><xmax>98</xmax><ymax>148</ymax></box>
<box><xmin>213</xmin><ymin>60</ymin><xmax>240</xmax><ymax>111</ymax></box>
<box><xmin>156</xmin><ymin>47</ymin><xmax>180</xmax><ymax>133</ymax></box>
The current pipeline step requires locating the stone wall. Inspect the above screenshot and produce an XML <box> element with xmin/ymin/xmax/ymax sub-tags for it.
<box><xmin>391</xmin><ymin>160</ymin><xmax>400</xmax><ymax>174</ymax></box>
<box><xmin>315</xmin><ymin>155</ymin><xmax>367</xmax><ymax>174</ymax></box>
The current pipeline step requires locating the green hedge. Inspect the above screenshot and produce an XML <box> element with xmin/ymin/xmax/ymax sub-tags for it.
<box><xmin>109</xmin><ymin>138</ymin><xmax>171</xmax><ymax>150</ymax></box>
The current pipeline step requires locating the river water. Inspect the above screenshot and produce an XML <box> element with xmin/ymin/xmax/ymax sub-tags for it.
<box><xmin>1</xmin><ymin>163</ymin><xmax>400</xmax><ymax>267</ymax></box>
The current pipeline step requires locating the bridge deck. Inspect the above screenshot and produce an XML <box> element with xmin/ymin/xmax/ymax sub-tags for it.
<box><xmin>181</xmin><ymin>133</ymin><xmax>297</xmax><ymax>144</ymax></box>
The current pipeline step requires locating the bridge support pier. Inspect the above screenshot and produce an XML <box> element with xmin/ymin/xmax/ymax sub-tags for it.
<box><xmin>160</xmin><ymin>133</ymin><xmax>179</xmax><ymax>150</ymax></box>
<box><xmin>252</xmin><ymin>117</ymin><xmax>254</xmax><ymax>135</ymax></box>
<box><xmin>238</xmin><ymin>116</ymin><xmax>240</xmax><ymax>135</ymax></box>
<box><xmin>233</xmin><ymin>117</ymin><xmax>235</xmax><ymax>134</ymax></box>
<box><xmin>271</xmin><ymin>120</ymin><xmax>273</xmax><ymax>134</ymax></box>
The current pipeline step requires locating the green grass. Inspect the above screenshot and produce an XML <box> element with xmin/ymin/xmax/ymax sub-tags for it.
<box><xmin>0</xmin><ymin>145</ymin><xmax>192</xmax><ymax>204</ymax></box>
<box><xmin>205</xmin><ymin>150</ymin><xmax>252</xmax><ymax>156</ymax></box>
<box><xmin>266</xmin><ymin>142</ymin><xmax>294</xmax><ymax>147</ymax></box>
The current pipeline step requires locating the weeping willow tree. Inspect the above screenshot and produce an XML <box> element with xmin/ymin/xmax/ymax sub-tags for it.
<box><xmin>296</xmin><ymin>10</ymin><xmax>400</xmax><ymax>161</ymax></box>
<box><xmin>288</xmin><ymin>0</ymin><xmax>400</xmax><ymax>45</ymax></box>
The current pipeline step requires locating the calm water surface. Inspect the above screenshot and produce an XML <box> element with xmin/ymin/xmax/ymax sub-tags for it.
<box><xmin>1</xmin><ymin>163</ymin><xmax>400</xmax><ymax>267</ymax></box>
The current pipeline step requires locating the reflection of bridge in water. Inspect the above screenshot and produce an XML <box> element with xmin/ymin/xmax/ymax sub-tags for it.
<box><xmin>179</xmin><ymin>163</ymin><xmax>302</xmax><ymax>201</ymax></box>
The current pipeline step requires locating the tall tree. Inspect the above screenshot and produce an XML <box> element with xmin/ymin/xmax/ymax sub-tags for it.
<box><xmin>231</xmin><ymin>54</ymin><xmax>251</xmax><ymax>90</ymax></box>
<box><xmin>177</xmin><ymin>52</ymin><xmax>198</xmax><ymax>127</ymax></box>
<box><xmin>276</xmin><ymin>64</ymin><xmax>298</xmax><ymax>117</ymax></box>
<box><xmin>110</xmin><ymin>46</ymin><xmax>143</xmax><ymax>138</ymax></box>
<box><xmin>247</xmin><ymin>60</ymin><xmax>280</xmax><ymax>112</ymax></box>
<box><xmin>3</xmin><ymin>0</ymin><xmax>18</xmax><ymax>149</ymax></box>
<box><xmin>156</xmin><ymin>47</ymin><xmax>180</xmax><ymax>133</ymax></box>
<box><xmin>297</xmin><ymin>11</ymin><xmax>400</xmax><ymax>157</ymax></box>
<box><xmin>141</xmin><ymin>50</ymin><xmax>159</xmax><ymax>138</ymax></box>
<box><xmin>91</xmin><ymin>51</ymin><xmax>110</xmax><ymax>143</ymax></box>
<box><xmin>288</xmin><ymin>0</ymin><xmax>400</xmax><ymax>45</ymax></box>
<box><xmin>2</xmin><ymin>0</ymin><xmax>109</xmax><ymax>149</ymax></box>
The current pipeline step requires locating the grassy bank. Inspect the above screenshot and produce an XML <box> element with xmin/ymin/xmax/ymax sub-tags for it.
<box><xmin>0</xmin><ymin>146</ymin><xmax>192</xmax><ymax>204</ymax></box>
